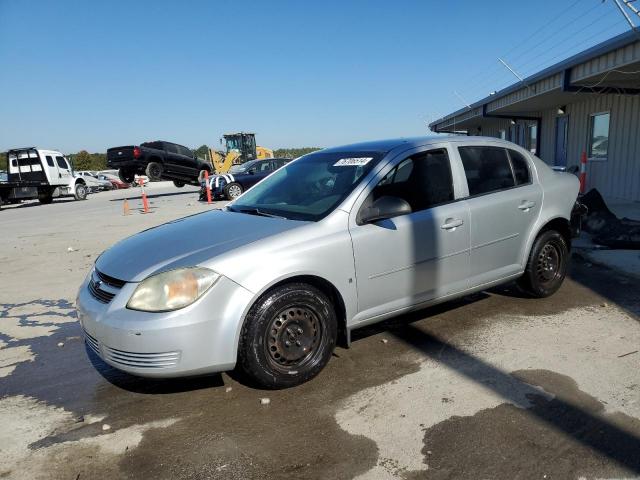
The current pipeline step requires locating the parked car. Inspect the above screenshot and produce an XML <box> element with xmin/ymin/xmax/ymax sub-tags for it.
<box><xmin>1</xmin><ymin>148</ymin><xmax>88</xmax><ymax>207</ymax></box>
<box><xmin>107</xmin><ymin>141</ymin><xmax>212</xmax><ymax>187</ymax></box>
<box><xmin>97</xmin><ymin>173</ymin><xmax>130</xmax><ymax>189</ymax></box>
<box><xmin>77</xmin><ymin>137</ymin><xmax>580</xmax><ymax>388</ymax></box>
<box><xmin>75</xmin><ymin>171</ymin><xmax>113</xmax><ymax>192</ymax></box>
<box><xmin>199</xmin><ymin>158</ymin><xmax>291</xmax><ymax>200</ymax></box>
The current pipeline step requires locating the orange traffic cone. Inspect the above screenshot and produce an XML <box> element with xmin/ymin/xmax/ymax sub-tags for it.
<box><xmin>123</xmin><ymin>198</ymin><xmax>130</xmax><ymax>215</ymax></box>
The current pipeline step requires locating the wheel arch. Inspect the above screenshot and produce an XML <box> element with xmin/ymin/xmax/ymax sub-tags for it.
<box><xmin>536</xmin><ymin>216</ymin><xmax>572</xmax><ymax>249</ymax></box>
<box><xmin>242</xmin><ymin>274</ymin><xmax>349</xmax><ymax>350</ymax></box>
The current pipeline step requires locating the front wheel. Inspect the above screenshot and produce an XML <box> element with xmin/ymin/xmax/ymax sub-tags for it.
<box><xmin>517</xmin><ymin>230</ymin><xmax>569</xmax><ymax>298</ymax></box>
<box><xmin>237</xmin><ymin>283</ymin><xmax>337</xmax><ymax>389</ymax></box>
<box><xmin>173</xmin><ymin>181</ymin><xmax>185</xmax><ymax>188</ymax></box>
<box><xmin>74</xmin><ymin>183</ymin><xmax>88</xmax><ymax>200</ymax></box>
<box><xmin>224</xmin><ymin>182</ymin><xmax>243</xmax><ymax>199</ymax></box>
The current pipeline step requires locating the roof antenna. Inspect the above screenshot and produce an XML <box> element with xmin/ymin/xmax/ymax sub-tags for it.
<box><xmin>612</xmin><ymin>0</ymin><xmax>637</xmax><ymax>29</ymax></box>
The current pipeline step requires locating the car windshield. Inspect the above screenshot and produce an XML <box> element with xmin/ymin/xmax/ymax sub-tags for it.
<box><xmin>229</xmin><ymin>161</ymin><xmax>257</xmax><ymax>174</ymax></box>
<box><xmin>229</xmin><ymin>150</ymin><xmax>384</xmax><ymax>221</ymax></box>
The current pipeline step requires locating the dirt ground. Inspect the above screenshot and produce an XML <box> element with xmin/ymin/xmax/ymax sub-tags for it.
<box><xmin>1</xmin><ymin>183</ymin><xmax>639</xmax><ymax>480</ymax></box>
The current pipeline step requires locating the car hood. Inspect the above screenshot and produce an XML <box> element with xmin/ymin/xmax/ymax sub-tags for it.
<box><xmin>96</xmin><ymin>210</ymin><xmax>303</xmax><ymax>282</ymax></box>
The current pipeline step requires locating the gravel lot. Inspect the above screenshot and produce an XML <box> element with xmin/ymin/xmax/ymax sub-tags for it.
<box><xmin>1</xmin><ymin>183</ymin><xmax>639</xmax><ymax>479</ymax></box>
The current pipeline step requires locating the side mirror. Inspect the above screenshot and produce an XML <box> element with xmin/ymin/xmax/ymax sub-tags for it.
<box><xmin>359</xmin><ymin>196</ymin><xmax>412</xmax><ymax>224</ymax></box>
<box><xmin>248</xmin><ymin>168</ymin><xmax>256</xmax><ymax>174</ymax></box>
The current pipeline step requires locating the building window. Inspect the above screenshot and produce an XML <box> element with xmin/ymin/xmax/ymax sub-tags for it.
<box><xmin>526</xmin><ymin>124</ymin><xmax>537</xmax><ymax>155</ymax></box>
<box><xmin>588</xmin><ymin>112</ymin><xmax>610</xmax><ymax>160</ymax></box>
<box><xmin>499</xmin><ymin>130</ymin><xmax>506</xmax><ymax>140</ymax></box>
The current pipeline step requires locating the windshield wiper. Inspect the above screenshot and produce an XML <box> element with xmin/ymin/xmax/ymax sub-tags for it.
<box><xmin>229</xmin><ymin>206</ymin><xmax>287</xmax><ymax>219</ymax></box>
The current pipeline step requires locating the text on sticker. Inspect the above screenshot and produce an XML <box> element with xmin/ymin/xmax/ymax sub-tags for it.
<box><xmin>333</xmin><ymin>157</ymin><xmax>373</xmax><ymax>167</ymax></box>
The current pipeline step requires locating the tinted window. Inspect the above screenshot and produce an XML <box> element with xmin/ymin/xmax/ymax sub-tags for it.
<box><xmin>459</xmin><ymin>146</ymin><xmax>515</xmax><ymax>196</ymax></box>
<box><xmin>55</xmin><ymin>156</ymin><xmax>69</xmax><ymax>170</ymax></box>
<box><xmin>369</xmin><ymin>149</ymin><xmax>454</xmax><ymax>213</ymax></box>
<box><xmin>178</xmin><ymin>146</ymin><xmax>192</xmax><ymax>157</ymax></box>
<box><xmin>508</xmin><ymin>150</ymin><xmax>531</xmax><ymax>185</ymax></box>
<box><xmin>46</xmin><ymin>156</ymin><xmax>55</xmax><ymax>167</ymax></box>
<box><xmin>166</xmin><ymin>144</ymin><xmax>179</xmax><ymax>154</ymax></box>
<box><xmin>258</xmin><ymin>161</ymin><xmax>271</xmax><ymax>172</ymax></box>
<box><xmin>142</xmin><ymin>141</ymin><xmax>164</xmax><ymax>150</ymax></box>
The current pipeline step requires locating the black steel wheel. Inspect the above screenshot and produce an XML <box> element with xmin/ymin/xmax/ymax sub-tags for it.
<box><xmin>145</xmin><ymin>162</ymin><xmax>163</xmax><ymax>181</ymax></box>
<box><xmin>118</xmin><ymin>169</ymin><xmax>135</xmax><ymax>183</ymax></box>
<box><xmin>518</xmin><ymin>230</ymin><xmax>568</xmax><ymax>298</ymax></box>
<box><xmin>238</xmin><ymin>283</ymin><xmax>337</xmax><ymax>388</ymax></box>
<box><xmin>173</xmin><ymin>180</ymin><xmax>185</xmax><ymax>188</ymax></box>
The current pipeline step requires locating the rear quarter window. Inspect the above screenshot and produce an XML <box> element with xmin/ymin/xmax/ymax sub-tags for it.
<box><xmin>507</xmin><ymin>149</ymin><xmax>531</xmax><ymax>185</ymax></box>
<box><xmin>458</xmin><ymin>146</ymin><xmax>515</xmax><ymax>196</ymax></box>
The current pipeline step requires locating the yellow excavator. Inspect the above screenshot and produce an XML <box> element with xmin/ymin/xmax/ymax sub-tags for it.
<box><xmin>208</xmin><ymin>133</ymin><xmax>273</xmax><ymax>174</ymax></box>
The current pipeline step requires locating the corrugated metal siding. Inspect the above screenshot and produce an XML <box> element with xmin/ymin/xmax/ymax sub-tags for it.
<box><xmin>563</xmin><ymin>94</ymin><xmax>640</xmax><ymax>201</ymax></box>
<box><xmin>571</xmin><ymin>40</ymin><xmax>640</xmax><ymax>81</ymax></box>
<box><xmin>465</xmin><ymin>94</ymin><xmax>640</xmax><ymax>201</ymax></box>
<box><xmin>486</xmin><ymin>73</ymin><xmax>563</xmax><ymax>112</ymax></box>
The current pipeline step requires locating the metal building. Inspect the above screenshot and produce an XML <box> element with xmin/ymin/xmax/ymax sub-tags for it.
<box><xmin>429</xmin><ymin>30</ymin><xmax>640</xmax><ymax>202</ymax></box>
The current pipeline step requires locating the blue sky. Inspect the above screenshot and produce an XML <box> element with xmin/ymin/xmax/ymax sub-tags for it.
<box><xmin>0</xmin><ymin>0</ymin><xmax>630</xmax><ymax>152</ymax></box>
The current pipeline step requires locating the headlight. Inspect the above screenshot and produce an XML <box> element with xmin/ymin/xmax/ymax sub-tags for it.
<box><xmin>127</xmin><ymin>267</ymin><xmax>219</xmax><ymax>312</ymax></box>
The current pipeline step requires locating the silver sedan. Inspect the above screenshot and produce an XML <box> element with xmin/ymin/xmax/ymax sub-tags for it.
<box><xmin>76</xmin><ymin>136</ymin><xmax>579</xmax><ymax>388</ymax></box>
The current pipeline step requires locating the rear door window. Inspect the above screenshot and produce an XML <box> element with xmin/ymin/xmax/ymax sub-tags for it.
<box><xmin>458</xmin><ymin>146</ymin><xmax>515</xmax><ymax>196</ymax></box>
<box><xmin>45</xmin><ymin>156</ymin><xmax>55</xmax><ymax>167</ymax></box>
<box><xmin>166</xmin><ymin>144</ymin><xmax>179</xmax><ymax>155</ymax></box>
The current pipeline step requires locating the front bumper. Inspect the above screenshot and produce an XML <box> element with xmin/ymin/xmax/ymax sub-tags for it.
<box><xmin>76</xmin><ymin>272</ymin><xmax>254</xmax><ymax>378</ymax></box>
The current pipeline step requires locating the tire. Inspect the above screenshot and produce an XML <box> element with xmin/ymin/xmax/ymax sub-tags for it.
<box><xmin>145</xmin><ymin>162</ymin><xmax>163</xmax><ymax>181</ymax></box>
<box><xmin>517</xmin><ymin>230</ymin><xmax>569</xmax><ymax>298</ymax></box>
<box><xmin>238</xmin><ymin>283</ymin><xmax>337</xmax><ymax>389</ymax></box>
<box><xmin>74</xmin><ymin>183</ymin><xmax>88</xmax><ymax>201</ymax></box>
<box><xmin>173</xmin><ymin>181</ymin><xmax>185</xmax><ymax>188</ymax></box>
<box><xmin>38</xmin><ymin>192</ymin><xmax>53</xmax><ymax>204</ymax></box>
<box><xmin>224</xmin><ymin>182</ymin><xmax>243</xmax><ymax>200</ymax></box>
<box><xmin>118</xmin><ymin>169</ymin><xmax>135</xmax><ymax>183</ymax></box>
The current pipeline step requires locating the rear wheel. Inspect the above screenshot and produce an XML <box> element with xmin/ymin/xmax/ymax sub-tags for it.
<box><xmin>118</xmin><ymin>169</ymin><xmax>135</xmax><ymax>183</ymax></box>
<box><xmin>224</xmin><ymin>182</ymin><xmax>243</xmax><ymax>199</ymax></box>
<box><xmin>238</xmin><ymin>283</ymin><xmax>337</xmax><ymax>389</ymax></box>
<box><xmin>173</xmin><ymin>181</ymin><xmax>185</xmax><ymax>188</ymax></box>
<box><xmin>145</xmin><ymin>162</ymin><xmax>163</xmax><ymax>181</ymax></box>
<box><xmin>517</xmin><ymin>230</ymin><xmax>568</xmax><ymax>298</ymax></box>
<box><xmin>74</xmin><ymin>183</ymin><xmax>88</xmax><ymax>201</ymax></box>
<box><xmin>38</xmin><ymin>191</ymin><xmax>53</xmax><ymax>204</ymax></box>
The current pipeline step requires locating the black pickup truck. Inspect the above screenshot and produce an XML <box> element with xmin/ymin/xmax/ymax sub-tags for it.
<box><xmin>107</xmin><ymin>141</ymin><xmax>212</xmax><ymax>187</ymax></box>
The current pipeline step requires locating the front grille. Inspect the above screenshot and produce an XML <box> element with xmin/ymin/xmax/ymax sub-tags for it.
<box><xmin>95</xmin><ymin>269</ymin><xmax>126</xmax><ymax>288</ymax></box>
<box><xmin>87</xmin><ymin>268</ymin><xmax>125</xmax><ymax>304</ymax></box>
<box><xmin>88</xmin><ymin>279</ymin><xmax>115</xmax><ymax>303</ymax></box>
<box><xmin>84</xmin><ymin>330</ymin><xmax>100</xmax><ymax>356</ymax></box>
<box><xmin>103</xmin><ymin>346</ymin><xmax>181</xmax><ymax>369</ymax></box>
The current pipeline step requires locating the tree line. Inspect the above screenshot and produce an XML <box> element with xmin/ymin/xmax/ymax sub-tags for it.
<box><xmin>0</xmin><ymin>145</ymin><xmax>323</xmax><ymax>173</ymax></box>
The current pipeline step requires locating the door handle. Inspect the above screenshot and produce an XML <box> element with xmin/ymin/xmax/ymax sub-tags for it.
<box><xmin>441</xmin><ymin>218</ymin><xmax>463</xmax><ymax>230</ymax></box>
<box><xmin>518</xmin><ymin>200</ymin><xmax>536</xmax><ymax>211</ymax></box>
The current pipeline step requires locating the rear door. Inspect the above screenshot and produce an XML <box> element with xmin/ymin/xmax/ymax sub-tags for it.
<box><xmin>457</xmin><ymin>145</ymin><xmax>542</xmax><ymax>286</ymax></box>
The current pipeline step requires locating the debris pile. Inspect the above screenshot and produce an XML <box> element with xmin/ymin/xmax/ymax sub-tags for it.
<box><xmin>580</xmin><ymin>189</ymin><xmax>640</xmax><ymax>249</ymax></box>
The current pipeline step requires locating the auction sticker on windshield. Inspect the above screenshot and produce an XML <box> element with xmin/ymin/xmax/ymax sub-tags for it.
<box><xmin>333</xmin><ymin>157</ymin><xmax>373</xmax><ymax>166</ymax></box>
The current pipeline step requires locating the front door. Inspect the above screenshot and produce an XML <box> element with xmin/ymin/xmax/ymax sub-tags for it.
<box><xmin>349</xmin><ymin>147</ymin><xmax>470</xmax><ymax>322</ymax></box>
<box><xmin>555</xmin><ymin>116</ymin><xmax>569</xmax><ymax>166</ymax></box>
<box><xmin>54</xmin><ymin>155</ymin><xmax>73</xmax><ymax>185</ymax></box>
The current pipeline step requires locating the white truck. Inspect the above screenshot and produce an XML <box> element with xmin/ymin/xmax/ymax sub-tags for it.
<box><xmin>0</xmin><ymin>148</ymin><xmax>89</xmax><ymax>208</ymax></box>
